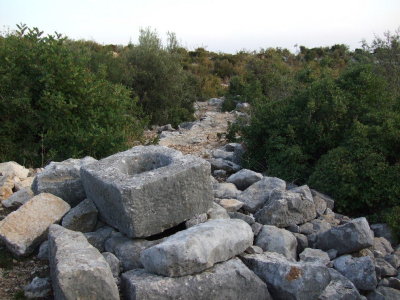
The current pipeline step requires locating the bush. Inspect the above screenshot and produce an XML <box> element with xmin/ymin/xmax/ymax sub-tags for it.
<box><xmin>0</xmin><ymin>25</ymin><xmax>145</xmax><ymax>166</ymax></box>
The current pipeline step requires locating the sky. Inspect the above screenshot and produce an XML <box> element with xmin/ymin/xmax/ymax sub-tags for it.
<box><xmin>1</xmin><ymin>0</ymin><xmax>399</xmax><ymax>53</ymax></box>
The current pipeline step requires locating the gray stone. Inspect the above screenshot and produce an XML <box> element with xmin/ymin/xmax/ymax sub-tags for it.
<box><xmin>315</xmin><ymin>217</ymin><xmax>374</xmax><ymax>255</ymax></box>
<box><xmin>105</xmin><ymin>235</ymin><xmax>161</xmax><ymax>272</ymax></box>
<box><xmin>208</xmin><ymin>97</ymin><xmax>224</xmax><ymax>106</ymax></box>
<box><xmin>299</xmin><ymin>248</ymin><xmax>330</xmax><ymax>266</ymax></box>
<box><xmin>319</xmin><ymin>268</ymin><xmax>363</xmax><ymax>300</ymax></box>
<box><xmin>209</xmin><ymin>158</ymin><xmax>241</xmax><ymax>173</ymax></box>
<box><xmin>310</xmin><ymin>219</ymin><xmax>332</xmax><ymax>235</ymax></box>
<box><xmin>241</xmin><ymin>252</ymin><xmax>332</xmax><ymax>300</ymax></box>
<box><xmin>48</xmin><ymin>224</ymin><xmax>119</xmax><ymax>300</ymax></box>
<box><xmin>212</xmin><ymin>149</ymin><xmax>234</xmax><ymax>161</ymax></box>
<box><xmin>0</xmin><ymin>161</ymin><xmax>29</xmax><ymax>179</ymax></box>
<box><xmin>1</xmin><ymin>187</ymin><xmax>33</xmax><ymax>208</ymax></box>
<box><xmin>141</xmin><ymin>219</ymin><xmax>253</xmax><ymax>277</ymax></box>
<box><xmin>385</xmin><ymin>253</ymin><xmax>400</xmax><ymax>269</ymax></box>
<box><xmin>327</xmin><ymin>249</ymin><xmax>338</xmax><ymax>260</ymax></box>
<box><xmin>238</xmin><ymin>177</ymin><xmax>286</xmax><ymax>213</ymax></box>
<box><xmin>178</xmin><ymin>121</ymin><xmax>195</xmax><ymax>130</ymax></box>
<box><xmin>293</xmin><ymin>233</ymin><xmax>309</xmax><ymax>254</ymax></box>
<box><xmin>207</xmin><ymin>202</ymin><xmax>230</xmax><ymax>220</ymax></box>
<box><xmin>157</xmin><ymin>124</ymin><xmax>174</xmax><ymax>133</ymax></box>
<box><xmin>121</xmin><ymin>258</ymin><xmax>271</xmax><ymax>300</ymax></box>
<box><xmin>0</xmin><ymin>193</ymin><xmax>70</xmax><ymax>256</ymax></box>
<box><xmin>218</xmin><ymin>198</ymin><xmax>244</xmax><ymax>212</ymax></box>
<box><xmin>333</xmin><ymin>254</ymin><xmax>377</xmax><ymax>291</ymax></box>
<box><xmin>299</xmin><ymin>222</ymin><xmax>314</xmax><ymax>235</ymax></box>
<box><xmin>245</xmin><ymin>245</ymin><xmax>264</xmax><ymax>254</ymax></box>
<box><xmin>223</xmin><ymin>143</ymin><xmax>245</xmax><ymax>164</ymax></box>
<box><xmin>375</xmin><ymin>257</ymin><xmax>398</xmax><ymax>278</ymax></box>
<box><xmin>185</xmin><ymin>213</ymin><xmax>208</xmax><ymax>228</ymax></box>
<box><xmin>212</xmin><ymin>169</ymin><xmax>226</xmax><ymax>178</ymax></box>
<box><xmin>255</xmin><ymin>225</ymin><xmax>297</xmax><ymax>261</ymax></box>
<box><xmin>371</xmin><ymin>223</ymin><xmax>397</xmax><ymax>247</ymax></box>
<box><xmin>311</xmin><ymin>189</ymin><xmax>334</xmax><ymax>210</ymax></box>
<box><xmin>213</xmin><ymin>182</ymin><xmax>241</xmax><ymax>199</ymax></box>
<box><xmin>373</xmin><ymin>237</ymin><xmax>394</xmax><ymax>257</ymax></box>
<box><xmin>379</xmin><ymin>277</ymin><xmax>400</xmax><ymax>290</ymax></box>
<box><xmin>81</xmin><ymin>146</ymin><xmax>213</xmax><ymax>238</ymax></box>
<box><xmin>84</xmin><ymin>226</ymin><xmax>116</xmax><ymax>252</ymax></box>
<box><xmin>226</xmin><ymin>169</ymin><xmax>263</xmax><ymax>190</ymax></box>
<box><xmin>286</xmin><ymin>224</ymin><xmax>300</xmax><ymax>233</ymax></box>
<box><xmin>24</xmin><ymin>277</ymin><xmax>51</xmax><ymax>299</ymax></box>
<box><xmin>367</xmin><ymin>286</ymin><xmax>400</xmax><ymax>300</ymax></box>
<box><xmin>252</xmin><ymin>222</ymin><xmax>263</xmax><ymax>236</ymax></box>
<box><xmin>229</xmin><ymin>211</ymin><xmax>255</xmax><ymax>225</ymax></box>
<box><xmin>236</xmin><ymin>102</ymin><xmax>251</xmax><ymax>112</ymax></box>
<box><xmin>32</xmin><ymin>156</ymin><xmax>96</xmax><ymax>206</ymax></box>
<box><xmin>102</xmin><ymin>252</ymin><xmax>122</xmax><ymax>279</ymax></box>
<box><xmin>37</xmin><ymin>240</ymin><xmax>49</xmax><ymax>260</ymax></box>
<box><xmin>255</xmin><ymin>185</ymin><xmax>316</xmax><ymax>227</ymax></box>
<box><xmin>61</xmin><ymin>198</ymin><xmax>98</xmax><ymax>232</ymax></box>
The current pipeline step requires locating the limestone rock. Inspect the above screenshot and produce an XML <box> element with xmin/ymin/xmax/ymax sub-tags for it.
<box><xmin>84</xmin><ymin>226</ymin><xmax>116</xmax><ymax>252</ymax></box>
<box><xmin>0</xmin><ymin>193</ymin><xmax>70</xmax><ymax>256</ymax></box>
<box><xmin>375</xmin><ymin>257</ymin><xmax>398</xmax><ymax>278</ymax></box>
<box><xmin>315</xmin><ymin>217</ymin><xmax>374</xmax><ymax>255</ymax></box>
<box><xmin>367</xmin><ymin>286</ymin><xmax>400</xmax><ymax>299</ymax></box>
<box><xmin>33</xmin><ymin>156</ymin><xmax>97</xmax><ymax>207</ymax></box>
<box><xmin>299</xmin><ymin>248</ymin><xmax>330</xmax><ymax>266</ymax></box>
<box><xmin>207</xmin><ymin>202</ymin><xmax>230</xmax><ymax>220</ymax></box>
<box><xmin>255</xmin><ymin>225</ymin><xmax>297</xmax><ymax>261</ymax></box>
<box><xmin>48</xmin><ymin>224</ymin><xmax>119</xmax><ymax>300</ymax></box>
<box><xmin>102</xmin><ymin>252</ymin><xmax>122</xmax><ymax>279</ymax></box>
<box><xmin>311</xmin><ymin>189</ymin><xmax>334</xmax><ymax>210</ymax></box>
<box><xmin>226</xmin><ymin>169</ymin><xmax>263</xmax><ymax>190</ymax></box>
<box><xmin>141</xmin><ymin>219</ymin><xmax>253</xmax><ymax>277</ymax></box>
<box><xmin>121</xmin><ymin>258</ymin><xmax>271</xmax><ymax>300</ymax></box>
<box><xmin>1</xmin><ymin>187</ymin><xmax>33</xmax><ymax>208</ymax></box>
<box><xmin>81</xmin><ymin>146</ymin><xmax>213</xmax><ymax>238</ymax></box>
<box><xmin>185</xmin><ymin>213</ymin><xmax>208</xmax><ymax>228</ymax></box>
<box><xmin>0</xmin><ymin>161</ymin><xmax>29</xmax><ymax>179</ymax></box>
<box><xmin>229</xmin><ymin>211</ymin><xmax>255</xmax><ymax>225</ymax></box>
<box><xmin>238</xmin><ymin>176</ymin><xmax>286</xmax><ymax>213</ymax></box>
<box><xmin>14</xmin><ymin>176</ymin><xmax>34</xmax><ymax>191</ymax></box>
<box><xmin>61</xmin><ymin>198</ymin><xmax>98</xmax><ymax>232</ymax></box>
<box><xmin>0</xmin><ymin>175</ymin><xmax>14</xmax><ymax>201</ymax></box>
<box><xmin>209</xmin><ymin>158</ymin><xmax>241</xmax><ymax>173</ymax></box>
<box><xmin>319</xmin><ymin>268</ymin><xmax>363</xmax><ymax>300</ymax></box>
<box><xmin>218</xmin><ymin>198</ymin><xmax>244</xmax><ymax>212</ymax></box>
<box><xmin>213</xmin><ymin>182</ymin><xmax>240</xmax><ymax>199</ymax></box>
<box><xmin>293</xmin><ymin>233</ymin><xmax>309</xmax><ymax>254</ymax></box>
<box><xmin>373</xmin><ymin>237</ymin><xmax>394</xmax><ymax>257</ymax></box>
<box><xmin>371</xmin><ymin>223</ymin><xmax>397</xmax><ymax>247</ymax></box>
<box><xmin>212</xmin><ymin>149</ymin><xmax>234</xmax><ymax>161</ymax></box>
<box><xmin>333</xmin><ymin>254</ymin><xmax>377</xmax><ymax>291</ymax></box>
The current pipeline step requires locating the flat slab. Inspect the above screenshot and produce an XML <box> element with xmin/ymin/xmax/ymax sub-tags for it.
<box><xmin>0</xmin><ymin>193</ymin><xmax>70</xmax><ymax>256</ymax></box>
<box><xmin>81</xmin><ymin>146</ymin><xmax>213</xmax><ymax>238</ymax></box>
<box><xmin>121</xmin><ymin>258</ymin><xmax>271</xmax><ymax>300</ymax></box>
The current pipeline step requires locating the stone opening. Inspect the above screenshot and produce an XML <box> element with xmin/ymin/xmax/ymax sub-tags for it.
<box><xmin>119</xmin><ymin>153</ymin><xmax>172</xmax><ymax>175</ymax></box>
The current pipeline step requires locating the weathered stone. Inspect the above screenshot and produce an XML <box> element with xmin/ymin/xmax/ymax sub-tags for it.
<box><xmin>299</xmin><ymin>222</ymin><xmax>314</xmax><ymax>235</ymax></box>
<box><xmin>212</xmin><ymin>149</ymin><xmax>234</xmax><ymax>161</ymax></box>
<box><xmin>185</xmin><ymin>213</ymin><xmax>208</xmax><ymax>228</ymax></box>
<box><xmin>311</xmin><ymin>189</ymin><xmax>334</xmax><ymax>210</ymax></box>
<box><xmin>219</xmin><ymin>198</ymin><xmax>244</xmax><ymax>212</ymax></box>
<box><xmin>379</xmin><ymin>277</ymin><xmax>400</xmax><ymax>290</ymax></box>
<box><xmin>61</xmin><ymin>198</ymin><xmax>98</xmax><ymax>232</ymax></box>
<box><xmin>286</xmin><ymin>224</ymin><xmax>300</xmax><ymax>233</ymax></box>
<box><xmin>81</xmin><ymin>146</ymin><xmax>213</xmax><ymax>238</ymax></box>
<box><xmin>33</xmin><ymin>156</ymin><xmax>96</xmax><ymax>207</ymax></box>
<box><xmin>371</xmin><ymin>223</ymin><xmax>397</xmax><ymax>247</ymax></box>
<box><xmin>24</xmin><ymin>277</ymin><xmax>51</xmax><ymax>299</ymax></box>
<box><xmin>255</xmin><ymin>186</ymin><xmax>316</xmax><ymax>227</ymax></box>
<box><xmin>251</xmin><ymin>222</ymin><xmax>263</xmax><ymax>236</ymax></box>
<box><xmin>207</xmin><ymin>202</ymin><xmax>230</xmax><ymax>220</ymax></box>
<box><xmin>375</xmin><ymin>257</ymin><xmax>398</xmax><ymax>278</ymax></box>
<box><xmin>310</xmin><ymin>219</ymin><xmax>332</xmax><ymax>235</ymax></box>
<box><xmin>293</xmin><ymin>233</ymin><xmax>309</xmax><ymax>255</ymax></box>
<box><xmin>105</xmin><ymin>235</ymin><xmax>161</xmax><ymax>272</ymax></box>
<box><xmin>238</xmin><ymin>177</ymin><xmax>286</xmax><ymax>213</ymax></box>
<box><xmin>373</xmin><ymin>237</ymin><xmax>394</xmax><ymax>257</ymax></box>
<box><xmin>157</xmin><ymin>124</ymin><xmax>174</xmax><ymax>133</ymax></box>
<box><xmin>84</xmin><ymin>226</ymin><xmax>116</xmax><ymax>252</ymax></box>
<box><xmin>48</xmin><ymin>224</ymin><xmax>119</xmax><ymax>300</ymax></box>
<box><xmin>327</xmin><ymin>249</ymin><xmax>338</xmax><ymax>260</ymax></box>
<box><xmin>121</xmin><ymin>258</ymin><xmax>271</xmax><ymax>300</ymax></box>
<box><xmin>0</xmin><ymin>175</ymin><xmax>14</xmax><ymax>201</ymax></box>
<box><xmin>255</xmin><ymin>225</ymin><xmax>297</xmax><ymax>261</ymax></box>
<box><xmin>213</xmin><ymin>182</ymin><xmax>240</xmax><ymax>199</ymax></box>
<box><xmin>315</xmin><ymin>217</ymin><xmax>374</xmax><ymax>255</ymax></box>
<box><xmin>245</xmin><ymin>245</ymin><xmax>264</xmax><ymax>254</ymax></box>
<box><xmin>14</xmin><ymin>176</ymin><xmax>34</xmax><ymax>191</ymax></box>
<box><xmin>226</xmin><ymin>169</ymin><xmax>263</xmax><ymax>190</ymax></box>
<box><xmin>141</xmin><ymin>219</ymin><xmax>253</xmax><ymax>277</ymax></box>
<box><xmin>102</xmin><ymin>252</ymin><xmax>122</xmax><ymax>279</ymax></box>
<box><xmin>319</xmin><ymin>268</ymin><xmax>363</xmax><ymax>300</ymax></box>
<box><xmin>241</xmin><ymin>252</ymin><xmax>332</xmax><ymax>300</ymax></box>
<box><xmin>0</xmin><ymin>193</ymin><xmax>70</xmax><ymax>256</ymax></box>
<box><xmin>236</xmin><ymin>102</ymin><xmax>251</xmax><ymax>112</ymax></box>
<box><xmin>229</xmin><ymin>211</ymin><xmax>255</xmax><ymax>225</ymax></box>
<box><xmin>385</xmin><ymin>253</ymin><xmax>400</xmax><ymax>269</ymax></box>
<box><xmin>213</xmin><ymin>169</ymin><xmax>227</xmax><ymax>178</ymax></box>
<box><xmin>37</xmin><ymin>240</ymin><xmax>49</xmax><ymax>260</ymax></box>
<box><xmin>367</xmin><ymin>286</ymin><xmax>400</xmax><ymax>300</ymax></box>
<box><xmin>1</xmin><ymin>187</ymin><xmax>33</xmax><ymax>208</ymax></box>
<box><xmin>299</xmin><ymin>248</ymin><xmax>330</xmax><ymax>266</ymax></box>
<box><xmin>208</xmin><ymin>97</ymin><xmax>224</xmax><ymax>106</ymax></box>
<box><xmin>222</xmin><ymin>143</ymin><xmax>245</xmax><ymax>164</ymax></box>
<box><xmin>209</xmin><ymin>158</ymin><xmax>241</xmax><ymax>173</ymax></box>
<box><xmin>0</xmin><ymin>161</ymin><xmax>29</xmax><ymax>179</ymax></box>
<box><xmin>333</xmin><ymin>254</ymin><xmax>377</xmax><ymax>291</ymax></box>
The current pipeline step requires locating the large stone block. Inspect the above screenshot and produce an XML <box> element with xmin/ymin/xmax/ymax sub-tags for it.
<box><xmin>81</xmin><ymin>146</ymin><xmax>213</xmax><ymax>238</ymax></box>
<box><xmin>121</xmin><ymin>258</ymin><xmax>271</xmax><ymax>300</ymax></box>
<box><xmin>0</xmin><ymin>193</ymin><xmax>70</xmax><ymax>256</ymax></box>
<box><xmin>48</xmin><ymin>225</ymin><xmax>119</xmax><ymax>300</ymax></box>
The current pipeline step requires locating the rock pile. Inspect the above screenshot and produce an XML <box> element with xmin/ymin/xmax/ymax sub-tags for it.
<box><xmin>0</xmin><ymin>118</ymin><xmax>399</xmax><ymax>299</ymax></box>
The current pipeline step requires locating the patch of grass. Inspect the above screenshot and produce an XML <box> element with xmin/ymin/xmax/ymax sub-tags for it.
<box><xmin>0</xmin><ymin>247</ymin><xmax>14</xmax><ymax>269</ymax></box>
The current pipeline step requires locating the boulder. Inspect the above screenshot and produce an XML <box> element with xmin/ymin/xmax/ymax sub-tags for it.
<box><xmin>102</xmin><ymin>252</ymin><xmax>122</xmax><ymax>279</ymax></box>
<box><xmin>315</xmin><ymin>217</ymin><xmax>374</xmax><ymax>255</ymax></box>
<box><xmin>0</xmin><ymin>193</ymin><xmax>70</xmax><ymax>256</ymax></box>
<box><xmin>208</xmin><ymin>158</ymin><xmax>241</xmax><ymax>174</ymax></box>
<box><xmin>61</xmin><ymin>198</ymin><xmax>98</xmax><ymax>232</ymax></box>
<box><xmin>229</xmin><ymin>212</ymin><xmax>255</xmax><ymax>225</ymax></box>
<box><xmin>373</xmin><ymin>237</ymin><xmax>394</xmax><ymax>257</ymax></box>
<box><xmin>379</xmin><ymin>277</ymin><xmax>400</xmax><ymax>290</ymax></box>
<box><xmin>333</xmin><ymin>254</ymin><xmax>377</xmax><ymax>291</ymax></box>
<box><xmin>375</xmin><ymin>257</ymin><xmax>398</xmax><ymax>278</ymax></box>
<box><xmin>251</xmin><ymin>222</ymin><xmax>263</xmax><ymax>236</ymax></box>
<box><xmin>24</xmin><ymin>277</ymin><xmax>51</xmax><ymax>299</ymax></box>
<box><xmin>141</xmin><ymin>219</ymin><xmax>253</xmax><ymax>277</ymax></box>
<box><xmin>218</xmin><ymin>198</ymin><xmax>244</xmax><ymax>212</ymax></box>
<box><xmin>384</xmin><ymin>253</ymin><xmax>400</xmax><ymax>269</ymax></box>
<box><xmin>226</xmin><ymin>169</ymin><xmax>263</xmax><ymax>190</ymax></box>
<box><xmin>14</xmin><ymin>177</ymin><xmax>34</xmax><ymax>191</ymax></box>
<box><xmin>121</xmin><ymin>258</ymin><xmax>271</xmax><ymax>300</ymax></box>
<box><xmin>207</xmin><ymin>202</ymin><xmax>230</xmax><ymax>220</ymax></box>
<box><xmin>0</xmin><ymin>161</ymin><xmax>29</xmax><ymax>179</ymax></box>
<box><xmin>212</xmin><ymin>149</ymin><xmax>234</xmax><ymax>161</ymax></box>
<box><xmin>241</xmin><ymin>252</ymin><xmax>332</xmax><ymax>300</ymax></box>
<box><xmin>371</xmin><ymin>223</ymin><xmax>397</xmax><ymax>247</ymax></box>
<box><xmin>81</xmin><ymin>146</ymin><xmax>213</xmax><ymax>238</ymax></box>
<box><xmin>238</xmin><ymin>177</ymin><xmax>286</xmax><ymax>213</ymax></box>
<box><xmin>213</xmin><ymin>182</ymin><xmax>240</xmax><ymax>199</ymax></box>
<box><xmin>1</xmin><ymin>187</ymin><xmax>33</xmax><ymax>208</ymax></box>
<box><xmin>311</xmin><ymin>189</ymin><xmax>334</xmax><ymax>210</ymax></box>
<box><xmin>319</xmin><ymin>268</ymin><xmax>363</xmax><ymax>300</ymax></box>
<box><xmin>48</xmin><ymin>224</ymin><xmax>119</xmax><ymax>300</ymax></box>
<box><xmin>84</xmin><ymin>226</ymin><xmax>116</xmax><ymax>252</ymax></box>
<box><xmin>255</xmin><ymin>186</ymin><xmax>316</xmax><ymax>227</ymax></box>
<box><xmin>32</xmin><ymin>156</ymin><xmax>96</xmax><ymax>206</ymax></box>
<box><xmin>208</xmin><ymin>97</ymin><xmax>224</xmax><ymax>106</ymax></box>
<box><xmin>255</xmin><ymin>225</ymin><xmax>297</xmax><ymax>261</ymax></box>
<box><xmin>367</xmin><ymin>286</ymin><xmax>400</xmax><ymax>300</ymax></box>
<box><xmin>37</xmin><ymin>240</ymin><xmax>49</xmax><ymax>260</ymax></box>
<box><xmin>0</xmin><ymin>175</ymin><xmax>14</xmax><ymax>201</ymax></box>
<box><xmin>293</xmin><ymin>233</ymin><xmax>309</xmax><ymax>254</ymax></box>
<box><xmin>222</xmin><ymin>143</ymin><xmax>245</xmax><ymax>164</ymax></box>
<box><xmin>299</xmin><ymin>248</ymin><xmax>330</xmax><ymax>266</ymax></box>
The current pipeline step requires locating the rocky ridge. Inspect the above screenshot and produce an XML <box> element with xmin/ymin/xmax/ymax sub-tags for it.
<box><xmin>0</xmin><ymin>98</ymin><xmax>399</xmax><ymax>299</ymax></box>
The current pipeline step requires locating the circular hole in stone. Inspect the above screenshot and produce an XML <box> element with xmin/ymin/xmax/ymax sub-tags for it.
<box><xmin>119</xmin><ymin>153</ymin><xmax>172</xmax><ymax>175</ymax></box>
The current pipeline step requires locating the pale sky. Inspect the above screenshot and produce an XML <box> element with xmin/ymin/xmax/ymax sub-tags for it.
<box><xmin>1</xmin><ymin>0</ymin><xmax>399</xmax><ymax>53</ymax></box>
